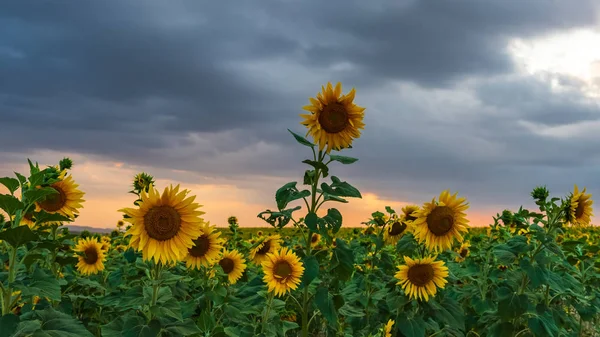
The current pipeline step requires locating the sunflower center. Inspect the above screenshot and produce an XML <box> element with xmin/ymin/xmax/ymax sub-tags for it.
<box><xmin>257</xmin><ymin>240</ymin><xmax>271</xmax><ymax>255</ymax></box>
<box><xmin>426</xmin><ymin>206</ymin><xmax>454</xmax><ymax>236</ymax></box>
<box><xmin>188</xmin><ymin>234</ymin><xmax>210</xmax><ymax>257</ymax></box>
<box><xmin>143</xmin><ymin>205</ymin><xmax>181</xmax><ymax>241</ymax></box>
<box><xmin>389</xmin><ymin>221</ymin><xmax>407</xmax><ymax>236</ymax></box>
<box><xmin>311</xmin><ymin>234</ymin><xmax>319</xmax><ymax>243</ymax></box>
<box><xmin>575</xmin><ymin>201</ymin><xmax>586</xmax><ymax>219</ymax></box>
<box><xmin>319</xmin><ymin>102</ymin><xmax>349</xmax><ymax>134</ymax></box>
<box><xmin>274</xmin><ymin>261</ymin><xmax>293</xmax><ymax>280</ymax></box>
<box><xmin>460</xmin><ymin>248</ymin><xmax>469</xmax><ymax>258</ymax></box>
<box><xmin>84</xmin><ymin>247</ymin><xmax>99</xmax><ymax>265</ymax></box>
<box><xmin>219</xmin><ymin>257</ymin><xmax>235</xmax><ymax>274</ymax></box>
<box><xmin>407</xmin><ymin>264</ymin><xmax>435</xmax><ymax>286</ymax></box>
<box><xmin>38</xmin><ymin>186</ymin><xmax>67</xmax><ymax>212</ymax></box>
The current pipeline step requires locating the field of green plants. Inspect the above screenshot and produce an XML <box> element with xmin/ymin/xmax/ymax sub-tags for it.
<box><xmin>0</xmin><ymin>82</ymin><xmax>598</xmax><ymax>337</ymax></box>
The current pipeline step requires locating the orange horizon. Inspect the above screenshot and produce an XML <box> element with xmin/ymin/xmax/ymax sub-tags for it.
<box><xmin>0</xmin><ymin>151</ymin><xmax>594</xmax><ymax>230</ymax></box>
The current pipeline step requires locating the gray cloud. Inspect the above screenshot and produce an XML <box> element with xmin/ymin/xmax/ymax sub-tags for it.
<box><xmin>1</xmin><ymin>0</ymin><xmax>600</xmax><ymax>221</ymax></box>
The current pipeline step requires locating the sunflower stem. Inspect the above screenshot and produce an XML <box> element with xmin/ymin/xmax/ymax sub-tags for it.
<box><xmin>262</xmin><ymin>292</ymin><xmax>274</xmax><ymax>333</ymax></box>
<box><xmin>148</xmin><ymin>262</ymin><xmax>162</xmax><ymax>320</ymax></box>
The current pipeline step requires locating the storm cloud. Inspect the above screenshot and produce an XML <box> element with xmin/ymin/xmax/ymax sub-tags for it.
<box><xmin>1</xmin><ymin>0</ymin><xmax>599</xmax><ymax>224</ymax></box>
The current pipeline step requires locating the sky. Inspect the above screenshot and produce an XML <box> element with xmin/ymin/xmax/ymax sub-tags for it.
<box><xmin>1</xmin><ymin>1</ymin><xmax>599</xmax><ymax>229</ymax></box>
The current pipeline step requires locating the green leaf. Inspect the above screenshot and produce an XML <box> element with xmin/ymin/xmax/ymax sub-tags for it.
<box><xmin>23</xmin><ymin>188</ymin><xmax>58</xmax><ymax>206</ymax></box>
<box><xmin>528</xmin><ymin>312</ymin><xmax>559</xmax><ymax>337</ymax></box>
<box><xmin>321</xmin><ymin>208</ymin><xmax>343</xmax><ymax>233</ymax></box>
<box><xmin>163</xmin><ymin>319</ymin><xmax>202</xmax><ymax>336</ymax></box>
<box><xmin>0</xmin><ymin>225</ymin><xmax>39</xmax><ymax>248</ymax></box>
<box><xmin>315</xmin><ymin>287</ymin><xmax>337</xmax><ymax>326</ymax></box>
<box><xmin>14</xmin><ymin>173</ymin><xmax>27</xmax><ymax>185</ymax></box>
<box><xmin>34</xmin><ymin>212</ymin><xmax>71</xmax><ymax>225</ymax></box>
<box><xmin>301</xmin><ymin>255</ymin><xmax>319</xmax><ymax>287</ymax></box>
<box><xmin>15</xmin><ymin>269</ymin><xmax>61</xmax><ymax>301</ymax></box>
<box><xmin>497</xmin><ymin>291</ymin><xmax>528</xmax><ymax>320</ymax></box>
<box><xmin>338</xmin><ymin>303</ymin><xmax>364</xmax><ymax>317</ymax></box>
<box><xmin>0</xmin><ymin>314</ymin><xmax>19</xmax><ymax>337</ymax></box>
<box><xmin>274</xmin><ymin>182</ymin><xmax>310</xmax><ymax>210</ymax></box>
<box><xmin>329</xmin><ymin>239</ymin><xmax>354</xmax><ymax>282</ymax></box>
<box><xmin>328</xmin><ymin>155</ymin><xmax>358</xmax><ymax>165</ymax></box>
<box><xmin>322</xmin><ymin>193</ymin><xmax>348</xmax><ymax>203</ymax></box>
<box><xmin>17</xmin><ymin>307</ymin><xmax>94</xmax><ymax>337</ymax></box>
<box><xmin>303</xmin><ymin>170</ymin><xmax>315</xmax><ymax>185</ymax></box>
<box><xmin>302</xmin><ymin>160</ymin><xmax>329</xmax><ymax>178</ymax></box>
<box><xmin>0</xmin><ymin>178</ymin><xmax>20</xmax><ymax>195</ymax></box>
<box><xmin>0</xmin><ymin>194</ymin><xmax>24</xmax><ymax>217</ymax></box>
<box><xmin>305</xmin><ymin>212</ymin><xmax>318</xmax><ymax>232</ymax></box>
<box><xmin>197</xmin><ymin>310</ymin><xmax>216</xmax><ymax>333</ymax></box>
<box><xmin>493</xmin><ymin>244</ymin><xmax>517</xmax><ymax>265</ymax></box>
<box><xmin>150</xmin><ymin>298</ymin><xmax>182</xmax><ymax>321</ymax></box>
<box><xmin>520</xmin><ymin>258</ymin><xmax>547</xmax><ymax>288</ymax></box>
<box><xmin>396</xmin><ymin>233</ymin><xmax>418</xmax><ymax>256</ymax></box>
<box><xmin>321</xmin><ymin>176</ymin><xmax>361</xmax><ymax>198</ymax></box>
<box><xmin>397</xmin><ymin>315</ymin><xmax>426</xmax><ymax>337</ymax></box>
<box><xmin>288</xmin><ymin>129</ymin><xmax>314</xmax><ymax>147</ymax></box>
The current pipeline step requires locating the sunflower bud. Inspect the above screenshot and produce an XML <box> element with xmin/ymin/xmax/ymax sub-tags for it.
<box><xmin>59</xmin><ymin>157</ymin><xmax>73</xmax><ymax>171</ymax></box>
<box><xmin>132</xmin><ymin>172</ymin><xmax>155</xmax><ymax>193</ymax></box>
<box><xmin>531</xmin><ymin>186</ymin><xmax>549</xmax><ymax>204</ymax></box>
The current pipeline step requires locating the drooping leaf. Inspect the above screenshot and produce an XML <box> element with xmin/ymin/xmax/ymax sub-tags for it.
<box><xmin>328</xmin><ymin>155</ymin><xmax>358</xmax><ymax>165</ymax></box>
<box><xmin>302</xmin><ymin>160</ymin><xmax>329</xmax><ymax>178</ymax></box>
<box><xmin>315</xmin><ymin>286</ymin><xmax>337</xmax><ymax>326</ymax></box>
<box><xmin>301</xmin><ymin>255</ymin><xmax>319</xmax><ymax>287</ymax></box>
<box><xmin>0</xmin><ymin>314</ymin><xmax>19</xmax><ymax>337</ymax></box>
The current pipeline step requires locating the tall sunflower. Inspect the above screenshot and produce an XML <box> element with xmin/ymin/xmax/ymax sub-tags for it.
<box><xmin>251</xmin><ymin>234</ymin><xmax>282</xmax><ymax>264</ymax></box>
<box><xmin>300</xmin><ymin>82</ymin><xmax>366</xmax><ymax>153</ymax></box>
<box><xmin>218</xmin><ymin>249</ymin><xmax>247</xmax><ymax>284</ymax></box>
<box><xmin>262</xmin><ymin>247</ymin><xmax>304</xmax><ymax>297</ymax></box>
<box><xmin>35</xmin><ymin>174</ymin><xmax>85</xmax><ymax>219</ymax></box>
<box><xmin>395</xmin><ymin>255</ymin><xmax>448</xmax><ymax>302</ymax></box>
<box><xmin>412</xmin><ymin>190</ymin><xmax>469</xmax><ymax>251</ymax></box>
<box><xmin>74</xmin><ymin>237</ymin><xmax>106</xmax><ymax>275</ymax></box>
<box><xmin>184</xmin><ymin>222</ymin><xmax>224</xmax><ymax>270</ymax></box>
<box><xmin>568</xmin><ymin>185</ymin><xmax>594</xmax><ymax>226</ymax></box>
<box><xmin>119</xmin><ymin>184</ymin><xmax>205</xmax><ymax>265</ymax></box>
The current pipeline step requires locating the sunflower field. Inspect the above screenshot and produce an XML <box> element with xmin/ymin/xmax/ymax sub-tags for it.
<box><xmin>0</xmin><ymin>82</ymin><xmax>599</xmax><ymax>337</ymax></box>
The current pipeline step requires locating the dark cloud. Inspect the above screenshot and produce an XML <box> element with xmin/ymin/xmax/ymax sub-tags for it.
<box><xmin>1</xmin><ymin>0</ymin><xmax>600</xmax><ymax>216</ymax></box>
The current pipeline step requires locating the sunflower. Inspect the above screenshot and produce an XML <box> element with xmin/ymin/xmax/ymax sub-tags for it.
<box><xmin>412</xmin><ymin>190</ymin><xmax>469</xmax><ymax>252</ymax></box>
<box><xmin>250</xmin><ymin>234</ymin><xmax>282</xmax><ymax>265</ymax></box>
<box><xmin>383</xmin><ymin>319</ymin><xmax>394</xmax><ymax>337</ymax></box>
<box><xmin>395</xmin><ymin>255</ymin><xmax>448</xmax><ymax>302</ymax></box>
<box><xmin>35</xmin><ymin>174</ymin><xmax>85</xmax><ymax>219</ymax></box>
<box><xmin>310</xmin><ymin>233</ymin><xmax>321</xmax><ymax>247</ymax></box>
<box><xmin>218</xmin><ymin>249</ymin><xmax>246</xmax><ymax>284</ymax></box>
<box><xmin>257</xmin><ymin>231</ymin><xmax>263</xmax><ymax>237</ymax></box>
<box><xmin>455</xmin><ymin>242</ymin><xmax>470</xmax><ymax>262</ymax></box>
<box><xmin>401</xmin><ymin>205</ymin><xmax>420</xmax><ymax>223</ymax></box>
<box><xmin>384</xmin><ymin>220</ymin><xmax>408</xmax><ymax>245</ymax></box>
<box><xmin>568</xmin><ymin>185</ymin><xmax>594</xmax><ymax>226</ymax></box>
<box><xmin>184</xmin><ymin>222</ymin><xmax>224</xmax><ymax>270</ymax></box>
<box><xmin>100</xmin><ymin>235</ymin><xmax>110</xmax><ymax>252</ymax></box>
<box><xmin>12</xmin><ymin>212</ymin><xmax>36</xmax><ymax>229</ymax></box>
<box><xmin>498</xmin><ymin>265</ymin><xmax>508</xmax><ymax>271</ymax></box>
<box><xmin>119</xmin><ymin>184</ymin><xmax>205</xmax><ymax>265</ymax></box>
<box><xmin>74</xmin><ymin>237</ymin><xmax>106</xmax><ymax>275</ymax></box>
<box><xmin>300</xmin><ymin>82</ymin><xmax>366</xmax><ymax>153</ymax></box>
<box><xmin>262</xmin><ymin>247</ymin><xmax>304</xmax><ymax>297</ymax></box>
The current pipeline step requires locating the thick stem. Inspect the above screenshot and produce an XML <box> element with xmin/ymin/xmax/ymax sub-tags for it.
<box><xmin>262</xmin><ymin>293</ymin><xmax>274</xmax><ymax>333</ymax></box>
<box><xmin>148</xmin><ymin>262</ymin><xmax>162</xmax><ymax>320</ymax></box>
<box><xmin>301</xmin><ymin>149</ymin><xmax>323</xmax><ymax>337</ymax></box>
